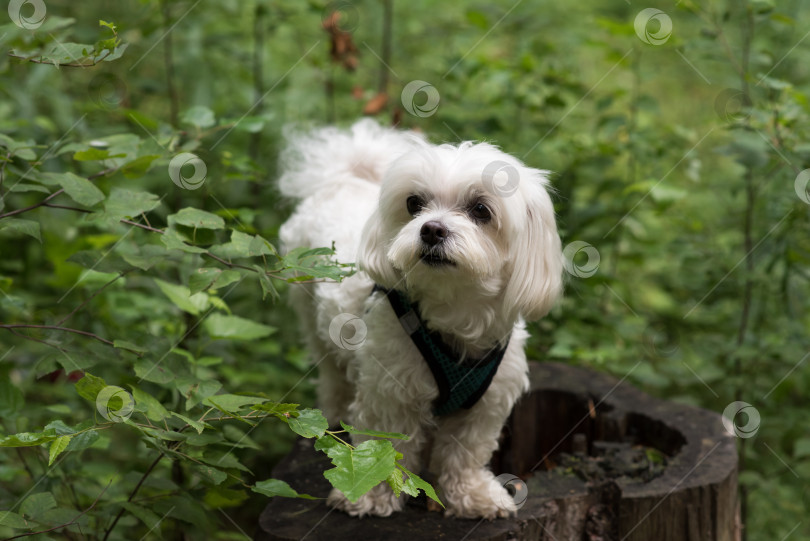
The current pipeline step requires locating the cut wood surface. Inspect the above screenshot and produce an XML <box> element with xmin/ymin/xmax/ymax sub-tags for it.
<box><xmin>255</xmin><ymin>362</ymin><xmax>740</xmax><ymax>541</ymax></box>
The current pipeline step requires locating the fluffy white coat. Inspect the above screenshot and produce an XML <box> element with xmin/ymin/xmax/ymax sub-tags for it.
<box><xmin>278</xmin><ymin>120</ymin><xmax>563</xmax><ymax>519</ymax></box>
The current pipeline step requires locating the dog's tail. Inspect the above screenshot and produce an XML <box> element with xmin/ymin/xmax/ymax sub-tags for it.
<box><xmin>278</xmin><ymin>119</ymin><xmax>423</xmax><ymax>199</ymax></box>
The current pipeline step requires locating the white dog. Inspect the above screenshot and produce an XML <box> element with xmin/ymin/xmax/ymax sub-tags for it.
<box><xmin>278</xmin><ymin>120</ymin><xmax>562</xmax><ymax>519</ymax></box>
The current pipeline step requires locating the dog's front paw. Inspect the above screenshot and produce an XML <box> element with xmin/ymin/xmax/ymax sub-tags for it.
<box><xmin>327</xmin><ymin>484</ymin><xmax>404</xmax><ymax>517</ymax></box>
<box><xmin>442</xmin><ymin>473</ymin><xmax>518</xmax><ymax>520</ymax></box>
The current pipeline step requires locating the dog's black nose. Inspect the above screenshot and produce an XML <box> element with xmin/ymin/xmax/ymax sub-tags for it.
<box><xmin>420</xmin><ymin>221</ymin><xmax>448</xmax><ymax>246</ymax></box>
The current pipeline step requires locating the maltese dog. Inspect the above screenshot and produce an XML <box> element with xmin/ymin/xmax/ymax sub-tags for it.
<box><xmin>278</xmin><ymin>120</ymin><xmax>562</xmax><ymax>519</ymax></box>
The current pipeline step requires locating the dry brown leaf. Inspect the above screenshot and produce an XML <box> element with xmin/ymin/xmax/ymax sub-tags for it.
<box><xmin>363</xmin><ymin>92</ymin><xmax>388</xmax><ymax>115</ymax></box>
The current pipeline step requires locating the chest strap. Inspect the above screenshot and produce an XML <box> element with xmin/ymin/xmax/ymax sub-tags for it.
<box><xmin>372</xmin><ymin>286</ymin><xmax>509</xmax><ymax>416</ymax></box>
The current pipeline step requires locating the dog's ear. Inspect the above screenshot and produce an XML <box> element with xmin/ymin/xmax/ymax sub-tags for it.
<box><xmin>503</xmin><ymin>173</ymin><xmax>563</xmax><ymax>321</ymax></box>
<box><xmin>358</xmin><ymin>210</ymin><xmax>401</xmax><ymax>288</ymax></box>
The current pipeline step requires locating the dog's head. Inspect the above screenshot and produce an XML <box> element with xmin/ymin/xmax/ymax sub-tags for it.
<box><xmin>358</xmin><ymin>140</ymin><xmax>563</xmax><ymax>322</ymax></box>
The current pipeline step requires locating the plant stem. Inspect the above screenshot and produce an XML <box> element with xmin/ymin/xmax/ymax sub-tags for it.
<box><xmin>378</xmin><ymin>0</ymin><xmax>393</xmax><ymax>95</ymax></box>
<box><xmin>735</xmin><ymin>5</ymin><xmax>755</xmax><ymax>540</ymax></box>
<box><xmin>102</xmin><ymin>453</ymin><xmax>165</xmax><ymax>541</ymax></box>
<box><xmin>161</xmin><ymin>0</ymin><xmax>179</xmax><ymax>127</ymax></box>
<box><xmin>0</xmin><ymin>324</ymin><xmax>142</xmax><ymax>356</ymax></box>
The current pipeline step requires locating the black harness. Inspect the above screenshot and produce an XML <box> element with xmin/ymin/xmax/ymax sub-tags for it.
<box><xmin>373</xmin><ymin>286</ymin><xmax>509</xmax><ymax>416</ymax></box>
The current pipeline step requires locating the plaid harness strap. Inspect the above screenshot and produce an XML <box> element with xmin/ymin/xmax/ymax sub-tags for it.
<box><xmin>373</xmin><ymin>286</ymin><xmax>509</xmax><ymax>416</ymax></box>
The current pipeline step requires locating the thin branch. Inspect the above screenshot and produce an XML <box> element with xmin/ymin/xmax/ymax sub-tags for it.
<box><xmin>0</xmin><ymin>189</ymin><xmax>65</xmax><ymax>219</ymax></box>
<box><xmin>6</xmin><ymin>50</ymin><xmax>112</xmax><ymax>68</ymax></box>
<box><xmin>7</xmin><ymin>327</ymin><xmax>69</xmax><ymax>353</ymax></box>
<box><xmin>378</xmin><ymin>0</ymin><xmax>393</xmax><ymax>94</ymax></box>
<box><xmin>55</xmin><ymin>272</ymin><xmax>129</xmax><ymax>327</ymax></box>
<box><xmin>120</xmin><ymin>219</ymin><xmax>164</xmax><ymax>234</ymax></box>
<box><xmin>5</xmin><ymin>481</ymin><xmax>112</xmax><ymax>540</ymax></box>
<box><xmin>160</xmin><ymin>0</ymin><xmax>180</xmax><ymax>127</ymax></box>
<box><xmin>0</xmin><ymin>324</ymin><xmax>142</xmax><ymax>357</ymax></box>
<box><xmin>0</xmin><ymin>166</ymin><xmax>116</xmax><ymax>220</ymax></box>
<box><xmin>102</xmin><ymin>452</ymin><xmax>165</xmax><ymax>541</ymax></box>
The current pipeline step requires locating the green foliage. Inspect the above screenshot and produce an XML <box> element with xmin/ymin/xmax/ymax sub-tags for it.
<box><xmin>0</xmin><ymin>0</ymin><xmax>808</xmax><ymax>539</ymax></box>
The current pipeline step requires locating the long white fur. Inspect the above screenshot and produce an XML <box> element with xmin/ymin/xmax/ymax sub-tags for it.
<box><xmin>278</xmin><ymin>119</ymin><xmax>563</xmax><ymax>519</ymax></box>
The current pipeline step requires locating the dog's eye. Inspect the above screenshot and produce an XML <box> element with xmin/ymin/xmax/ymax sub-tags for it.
<box><xmin>406</xmin><ymin>195</ymin><xmax>425</xmax><ymax>216</ymax></box>
<box><xmin>470</xmin><ymin>202</ymin><xmax>491</xmax><ymax>223</ymax></box>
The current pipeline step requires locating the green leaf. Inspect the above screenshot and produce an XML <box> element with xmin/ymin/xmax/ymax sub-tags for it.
<box><xmin>385</xmin><ymin>469</ymin><xmax>405</xmax><ymax>497</ymax></box>
<box><xmin>66</xmin><ymin>429</ymin><xmax>100</xmax><ymax>452</ymax></box>
<box><xmin>194</xmin><ymin>464</ymin><xmax>228</xmax><ymax>485</ymax></box>
<box><xmin>161</xmin><ymin>229</ymin><xmax>208</xmax><ymax>254</ymax></box>
<box><xmin>66</xmin><ymin>251</ymin><xmax>131</xmax><ymax>274</ymax></box>
<box><xmin>252</xmin><ymin>479</ymin><xmax>317</xmax><ymax>499</ymax></box>
<box><xmin>203</xmin><ymin>394</ymin><xmax>267</xmax><ymax>412</ymax></box>
<box><xmin>339</xmin><ymin>421</ymin><xmax>409</xmax><ymax>440</ymax></box>
<box><xmin>213</xmin><ymin>230</ymin><xmax>274</xmax><ymax>259</ymax></box>
<box><xmin>171</xmin><ymin>412</ymin><xmax>207</xmax><ymax>434</ymax></box>
<box><xmin>103</xmin><ymin>188</ymin><xmax>161</xmax><ymax>222</ymax></box>
<box><xmin>0</xmin><ymin>510</ymin><xmax>30</xmax><ymax>529</ymax></box>
<box><xmin>794</xmin><ymin>437</ymin><xmax>810</xmax><ymax>459</ymax></box>
<box><xmin>0</xmin><ymin>431</ymin><xmax>58</xmax><ymax>447</ymax></box>
<box><xmin>119</xmin><ymin>502</ymin><xmax>163</xmax><ymax>531</ymax></box>
<box><xmin>0</xmin><ymin>378</ymin><xmax>24</xmax><ymax>416</ymax></box>
<box><xmin>284</xmin><ymin>408</ymin><xmax>328</xmax><ymax>438</ymax></box>
<box><xmin>114</xmin><ymin>339</ymin><xmax>146</xmax><ymax>354</ymax></box>
<box><xmin>131</xmin><ymin>386</ymin><xmax>169</xmax><ymax>422</ymax></box>
<box><xmin>254</xmin><ymin>265</ymin><xmax>279</xmax><ymax>301</ymax></box>
<box><xmin>252</xmin><ymin>402</ymin><xmax>300</xmax><ymax>416</ymax></box>
<box><xmin>154</xmin><ymin>278</ymin><xmax>209</xmax><ymax>316</ymax></box>
<box><xmin>200</xmin><ymin>451</ymin><xmax>251</xmax><ymax>473</ymax></box>
<box><xmin>280</xmin><ymin>246</ymin><xmax>352</xmax><ymax>281</ymax></box>
<box><xmin>188</xmin><ymin>268</ymin><xmax>241</xmax><ymax>294</ymax></box>
<box><xmin>121</xmin><ymin>154</ymin><xmax>160</xmax><ymax>179</ymax></box>
<box><xmin>169</xmin><ymin>208</ymin><xmax>225</xmax><ymax>230</ymax></box>
<box><xmin>134</xmin><ymin>358</ymin><xmax>175</xmax><ymax>385</ymax></box>
<box><xmin>37</xmin><ymin>171</ymin><xmax>105</xmax><ymax>206</ymax></box>
<box><xmin>399</xmin><ymin>465</ymin><xmax>443</xmax><ymax>507</ymax></box>
<box><xmin>203</xmin><ymin>313</ymin><xmax>275</xmax><ymax>340</ymax></box>
<box><xmin>0</xmin><ymin>218</ymin><xmax>41</xmax><ymax>242</ymax></box>
<box><xmin>181</xmin><ymin>106</ymin><xmax>216</xmax><ymax>129</ymax></box>
<box><xmin>9</xmin><ymin>182</ymin><xmax>50</xmax><ymax>194</ymax></box>
<box><xmin>73</xmin><ymin>148</ymin><xmax>114</xmax><ymax>161</ymax></box>
<box><xmin>175</xmin><ymin>378</ymin><xmax>222</xmax><ymax>410</ymax></box>
<box><xmin>20</xmin><ymin>492</ymin><xmax>57</xmax><ymax>519</ymax></box>
<box><xmin>189</xmin><ymin>267</ymin><xmax>220</xmax><ymax>294</ymax></box>
<box><xmin>48</xmin><ymin>436</ymin><xmax>72</xmax><ymax>466</ymax></box>
<box><xmin>75</xmin><ymin>373</ymin><xmax>107</xmax><ymax>402</ymax></box>
<box><xmin>314</xmin><ymin>437</ymin><xmax>397</xmax><ymax>503</ymax></box>
<box><xmin>204</xmin><ymin>487</ymin><xmax>248</xmax><ymax>508</ymax></box>
<box><xmin>121</xmin><ymin>244</ymin><xmax>167</xmax><ymax>271</ymax></box>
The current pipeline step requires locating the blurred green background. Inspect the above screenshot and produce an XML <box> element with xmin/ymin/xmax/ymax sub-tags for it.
<box><xmin>1</xmin><ymin>0</ymin><xmax>808</xmax><ymax>539</ymax></box>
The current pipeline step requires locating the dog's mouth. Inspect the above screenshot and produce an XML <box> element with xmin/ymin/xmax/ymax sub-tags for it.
<box><xmin>420</xmin><ymin>251</ymin><xmax>455</xmax><ymax>267</ymax></box>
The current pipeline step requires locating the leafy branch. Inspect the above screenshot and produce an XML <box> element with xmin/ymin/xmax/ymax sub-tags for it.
<box><xmin>7</xmin><ymin>20</ymin><xmax>126</xmax><ymax>69</ymax></box>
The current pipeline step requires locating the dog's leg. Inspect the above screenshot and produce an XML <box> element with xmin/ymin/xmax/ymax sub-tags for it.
<box><xmin>429</xmin><ymin>395</ymin><xmax>518</xmax><ymax>520</ymax></box>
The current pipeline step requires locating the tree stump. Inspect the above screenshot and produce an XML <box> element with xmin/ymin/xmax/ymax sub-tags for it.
<box><xmin>254</xmin><ymin>362</ymin><xmax>740</xmax><ymax>541</ymax></box>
